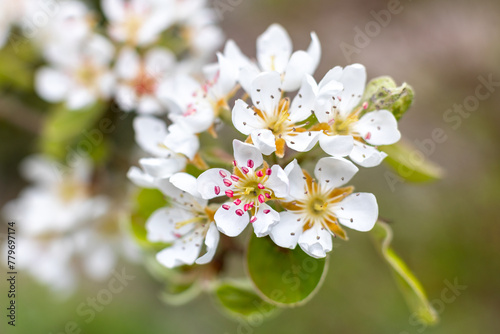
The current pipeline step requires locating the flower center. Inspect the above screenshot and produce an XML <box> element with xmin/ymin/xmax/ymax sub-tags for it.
<box><xmin>133</xmin><ymin>70</ymin><xmax>157</xmax><ymax>96</ymax></box>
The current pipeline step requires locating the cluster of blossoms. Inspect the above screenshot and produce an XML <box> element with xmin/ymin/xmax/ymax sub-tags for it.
<box><xmin>3</xmin><ymin>156</ymin><xmax>138</xmax><ymax>293</ymax></box>
<box><xmin>128</xmin><ymin>24</ymin><xmax>402</xmax><ymax>267</ymax></box>
<box><xmin>1</xmin><ymin>0</ymin><xmax>222</xmax><ymax>292</ymax></box>
<box><xmin>0</xmin><ymin>0</ymin><xmax>223</xmax><ymax>111</ymax></box>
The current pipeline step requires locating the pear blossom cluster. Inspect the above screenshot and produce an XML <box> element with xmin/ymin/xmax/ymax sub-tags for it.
<box><xmin>128</xmin><ymin>24</ymin><xmax>402</xmax><ymax>268</ymax></box>
<box><xmin>0</xmin><ymin>0</ymin><xmax>223</xmax><ymax>111</ymax></box>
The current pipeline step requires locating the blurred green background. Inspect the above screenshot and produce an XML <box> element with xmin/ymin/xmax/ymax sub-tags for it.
<box><xmin>1</xmin><ymin>0</ymin><xmax>500</xmax><ymax>333</ymax></box>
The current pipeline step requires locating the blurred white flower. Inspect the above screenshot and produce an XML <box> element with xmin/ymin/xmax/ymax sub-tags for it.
<box><xmin>196</xmin><ymin>140</ymin><xmax>288</xmax><ymax>237</ymax></box>
<box><xmin>114</xmin><ymin>47</ymin><xmax>176</xmax><ymax>114</ymax></box>
<box><xmin>2</xmin><ymin>155</ymin><xmax>129</xmax><ymax>293</ymax></box>
<box><xmin>313</xmin><ymin>64</ymin><xmax>401</xmax><ymax>167</ymax></box>
<box><xmin>222</xmin><ymin>24</ymin><xmax>321</xmax><ymax>93</ymax></box>
<box><xmin>35</xmin><ymin>34</ymin><xmax>115</xmax><ymax>110</ymax></box>
<box><xmin>102</xmin><ymin>0</ymin><xmax>173</xmax><ymax>47</ymax></box>
<box><xmin>232</xmin><ymin>71</ymin><xmax>321</xmax><ymax>158</ymax></box>
<box><xmin>270</xmin><ymin>158</ymin><xmax>378</xmax><ymax>258</ymax></box>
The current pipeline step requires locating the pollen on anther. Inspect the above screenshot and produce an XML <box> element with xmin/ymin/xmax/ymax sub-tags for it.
<box><xmin>256</xmin><ymin>170</ymin><xmax>264</xmax><ymax>177</ymax></box>
<box><xmin>266</xmin><ymin>168</ymin><xmax>272</xmax><ymax>175</ymax></box>
<box><xmin>264</xmin><ymin>193</ymin><xmax>271</xmax><ymax>199</ymax></box>
<box><xmin>247</xmin><ymin>159</ymin><xmax>254</xmax><ymax>168</ymax></box>
<box><xmin>258</xmin><ymin>194</ymin><xmax>265</xmax><ymax>203</ymax></box>
<box><xmin>235</xmin><ymin>209</ymin><xmax>244</xmax><ymax>216</ymax></box>
<box><xmin>219</xmin><ymin>170</ymin><xmax>227</xmax><ymax>178</ymax></box>
<box><xmin>242</xmin><ymin>167</ymin><xmax>249</xmax><ymax>174</ymax></box>
<box><xmin>263</xmin><ymin>209</ymin><xmax>270</xmax><ymax>214</ymax></box>
<box><xmin>225</xmin><ymin>190</ymin><xmax>234</xmax><ymax>197</ymax></box>
<box><xmin>214</xmin><ymin>186</ymin><xmax>221</xmax><ymax>195</ymax></box>
<box><xmin>234</xmin><ymin>198</ymin><xmax>241</xmax><ymax>205</ymax></box>
<box><xmin>231</xmin><ymin>175</ymin><xmax>239</xmax><ymax>182</ymax></box>
<box><xmin>250</xmin><ymin>216</ymin><xmax>257</xmax><ymax>223</ymax></box>
<box><xmin>222</xmin><ymin>204</ymin><xmax>230</xmax><ymax>210</ymax></box>
<box><xmin>258</xmin><ymin>183</ymin><xmax>265</xmax><ymax>189</ymax></box>
<box><xmin>223</xmin><ymin>179</ymin><xmax>232</xmax><ymax>187</ymax></box>
<box><xmin>365</xmin><ymin>132</ymin><xmax>372</xmax><ymax>140</ymax></box>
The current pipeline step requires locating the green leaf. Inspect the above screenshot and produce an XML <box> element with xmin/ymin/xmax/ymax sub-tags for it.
<box><xmin>215</xmin><ymin>280</ymin><xmax>277</xmax><ymax>319</ymax></box>
<box><xmin>246</xmin><ymin>234</ymin><xmax>328</xmax><ymax>307</ymax></box>
<box><xmin>129</xmin><ymin>188</ymin><xmax>170</xmax><ymax>250</ymax></box>
<box><xmin>361</xmin><ymin>76</ymin><xmax>414</xmax><ymax>120</ymax></box>
<box><xmin>161</xmin><ymin>280</ymin><xmax>203</xmax><ymax>306</ymax></box>
<box><xmin>380</xmin><ymin>140</ymin><xmax>444</xmax><ymax>182</ymax></box>
<box><xmin>40</xmin><ymin>103</ymin><xmax>107</xmax><ymax>160</ymax></box>
<box><xmin>371</xmin><ymin>221</ymin><xmax>439</xmax><ymax>325</ymax></box>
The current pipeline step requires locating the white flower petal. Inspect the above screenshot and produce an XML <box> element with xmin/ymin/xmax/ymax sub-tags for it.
<box><xmin>354</xmin><ymin>110</ymin><xmax>401</xmax><ymax>146</ymax></box>
<box><xmin>285</xmin><ymin>131</ymin><xmax>320</xmax><ymax>153</ymax></box>
<box><xmin>314</xmin><ymin>156</ymin><xmax>358</xmax><ymax>190</ymax></box>
<box><xmin>127</xmin><ymin>166</ymin><xmax>155</xmax><ymax>188</ymax></box>
<box><xmin>349</xmin><ymin>141</ymin><xmax>387</xmax><ymax>167</ymax></box>
<box><xmin>224</xmin><ymin>39</ymin><xmax>252</xmax><ymax>69</ymax></box>
<box><xmin>281</xmin><ymin>51</ymin><xmax>314</xmax><ymax>92</ymax></box>
<box><xmin>144</xmin><ymin>47</ymin><xmax>175</xmax><ymax>78</ymax></box>
<box><xmin>35</xmin><ymin>68</ymin><xmax>69</xmax><ymax>102</ymax></box>
<box><xmin>257</xmin><ymin>24</ymin><xmax>292</xmax><ymax>73</ymax></box>
<box><xmin>214</xmin><ymin>203</ymin><xmax>249</xmax><ymax>237</ymax></box>
<box><xmin>232</xmin><ymin>99</ymin><xmax>265</xmax><ymax>135</ymax></box>
<box><xmin>266</xmin><ymin>165</ymin><xmax>289</xmax><ymax>198</ymax></box>
<box><xmin>252</xmin><ymin>203</ymin><xmax>280</xmax><ymax>237</ymax></box>
<box><xmin>251</xmin><ymin>129</ymin><xmax>276</xmax><ymax>155</ymax></box>
<box><xmin>195</xmin><ymin>223</ymin><xmax>220</xmax><ymax>265</ymax></box>
<box><xmin>298</xmin><ymin>224</ymin><xmax>332</xmax><ymax>258</ymax></box>
<box><xmin>233</xmin><ymin>140</ymin><xmax>263</xmax><ymax>168</ymax></box>
<box><xmin>133</xmin><ymin>115</ymin><xmax>169</xmax><ymax>157</ymax></box>
<box><xmin>337</xmin><ymin>64</ymin><xmax>366</xmax><ymax>115</ymax></box>
<box><xmin>169</xmin><ymin>172</ymin><xmax>201</xmax><ymax>198</ymax></box>
<box><xmin>269</xmin><ymin>211</ymin><xmax>304</xmax><ymax>249</ymax></box>
<box><xmin>319</xmin><ymin>134</ymin><xmax>354</xmax><ymax>157</ymax></box>
<box><xmin>238</xmin><ymin>65</ymin><xmax>260</xmax><ymax>94</ymax></box>
<box><xmin>156</xmin><ymin>232</ymin><xmax>204</xmax><ymax>268</ymax></box>
<box><xmin>137</xmin><ymin>96</ymin><xmax>163</xmax><ymax>115</ymax></box>
<box><xmin>139</xmin><ymin>157</ymin><xmax>186</xmax><ymax>179</ymax></box>
<box><xmin>289</xmin><ymin>75</ymin><xmax>318</xmax><ymax>123</ymax></box>
<box><xmin>146</xmin><ymin>207</ymin><xmax>194</xmax><ymax>243</ymax></box>
<box><xmin>250</xmin><ymin>71</ymin><xmax>282</xmax><ymax>115</ymax></box>
<box><xmin>196</xmin><ymin>168</ymin><xmax>232</xmax><ymax>199</ymax></box>
<box><xmin>67</xmin><ymin>88</ymin><xmax>95</xmax><ymax>110</ymax></box>
<box><xmin>284</xmin><ymin>159</ymin><xmax>307</xmax><ymax>201</ymax></box>
<box><xmin>306</xmin><ymin>32</ymin><xmax>321</xmax><ymax>75</ymax></box>
<box><xmin>163</xmin><ymin>123</ymin><xmax>200</xmax><ymax>160</ymax></box>
<box><xmin>332</xmin><ymin>192</ymin><xmax>378</xmax><ymax>232</ymax></box>
<box><xmin>115</xmin><ymin>47</ymin><xmax>140</xmax><ymax>79</ymax></box>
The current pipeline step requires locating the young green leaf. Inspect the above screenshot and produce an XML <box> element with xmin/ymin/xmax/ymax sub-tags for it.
<box><xmin>246</xmin><ymin>234</ymin><xmax>327</xmax><ymax>307</ymax></box>
<box><xmin>380</xmin><ymin>140</ymin><xmax>444</xmax><ymax>182</ymax></box>
<box><xmin>361</xmin><ymin>76</ymin><xmax>414</xmax><ymax>120</ymax></box>
<box><xmin>215</xmin><ymin>281</ymin><xmax>277</xmax><ymax>319</ymax></box>
<box><xmin>371</xmin><ymin>221</ymin><xmax>439</xmax><ymax>325</ymax></box>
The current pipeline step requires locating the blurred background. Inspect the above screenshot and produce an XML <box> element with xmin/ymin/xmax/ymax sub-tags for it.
<box><xmin>1</xmin><ymin>0</ymin><xmax>499</xmax><ymax>333</ymax></box>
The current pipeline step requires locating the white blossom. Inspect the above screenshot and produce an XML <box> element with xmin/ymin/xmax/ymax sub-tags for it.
<box><xmin>222</xmin><ymin>24</ymin><xmax>321</xmax><ymax>93</ymax></box>
<box><xmin>232</xmin><ymin>71</ymin><xmax>321</xmax><ymax>158</ymax></box>
<box><xmin>196</xmin><ymin>140</ymin><xmax>289</xmax><ymax>237</ymax></box>
<box><xmin>145</xmin><ymin>173</ymin><xmax>220</xmax><ymax>268</ymax></box>
<box><xmin>313</xmin><ymin>64</ymin><xmax>401</xmax><ymax>167</ymax></box>
<box><xmin>269</xmin><ymin>158</ymin><xmax>378</xmax><ymax>258</ymax></box>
